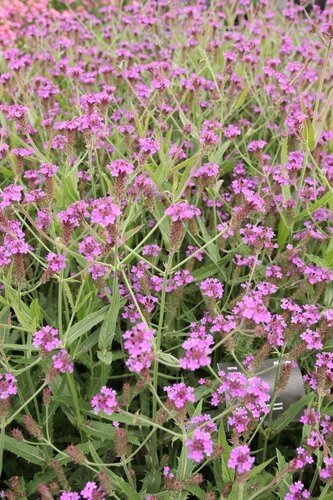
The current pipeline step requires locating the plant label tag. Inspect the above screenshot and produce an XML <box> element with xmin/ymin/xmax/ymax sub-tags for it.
<box><xmin>217</xmin><ymin>358</ymin><xmax>305</xmax><ymax>420</ymax></box>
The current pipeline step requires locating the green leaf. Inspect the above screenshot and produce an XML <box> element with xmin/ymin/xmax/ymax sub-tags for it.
<box><xmin>208</xmin><ymin>141</ymin><xmax>230</xmax><ymax>164</ymax></box>
<box><xmin>235</xmin><ymin>85</ymin><xmax>250</xmax><ymax>109</ymax></box>
<box><xmin>98</xmin><ymin>277</ymin><xmax>120</xmax><ymax>363</ymax></box>
<box><xmin>295</xmin><ymin>191</ymin><xmax>333</xmax><ymax>222</ymax></box>
<box><xmin>4</xmin><ymin>436</ymin><xmax>44</xmax><ymax>465</ymax></box>
<box><xmin>97</xmin><ymin>351</ymin><xmax>113</xmax><ymax>365</ymax></box>
<box><xmin>0</xmin><ymin>428</ymin><xmax>4</xmax><ymax>476</ymax></box>
<box><xmin>218</xmin><ymin>420</ymin><xmax>233</xmax><ymax>483</ymax></box>
<box><xmin>270</xmin><ymin>393</ymin><xmax>312</xmax><ymax>434</ymax></box>
<box><xmin>88</xmin><ymin>442</ymin><xmax>141</xmax><ymax>499</ymax></box>
<box><xmin>7</xmin><ymin>291</ymin><xmax>33</xmax><ymax>332</ymax></box>
<box><xmin>277</xmin><ymin>215</ymin><xmax>290</xmax><ymax>249</ymax></box>
<box><xmin>248</xmin><ymin>457</ymin><xmax>275</xmax><ymax>479</ymax></box>
<box><xmin>66</xmin><ymin>305</ymin><xmax>109</xmax><ymax>344</ymax></box>
<box><xmin>276</xmin><ymin>449</ymin><xmax>291</xmax><ymax>499</ymax></box>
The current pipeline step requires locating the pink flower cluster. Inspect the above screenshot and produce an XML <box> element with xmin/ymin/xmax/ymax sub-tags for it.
<box><xmin>123</xmin><ymin>322</ymin><xmax>155</xmax><ymax>373</ymax></box>
<box><xmin>164</xmin><ymin>383</ymin><xmax>195</xmax><ymax>409</ymax></box>
<box><xmin>186</xmin><ymin>415</ymin><xmax>217</xmax><ymax>463</ymax></box>
<box><xmin>91</xmin><ymin>387</ymin><xmax>119</xmax><ymax>415</ymax></box>
<box><xmin>0</xmin><ymin>373</ymin><xmax>17</xmax><ymax>399</ymax></box>
<box><xmin>165</xmin><ymin>202</ymin><xmax>201</xmax><ymax>222</ymax></box>
<box><xmin>227</xmin><ymin>445</ymin><xmax>255</xmax><ymax>474</ymax></box>
<box><xmin>179</xmin><ymin>322</ymin><xmax>214</xmax><ymax>371</ymax></box>
<box><xmin>200</xmin><ymin>278</ymin><xmax>224</xmax><ymax>300</ymax></box>
<box><xmin>32</xmin><ymin>326</ymin><xmax>61</xmax><ymax>352</ymax></box>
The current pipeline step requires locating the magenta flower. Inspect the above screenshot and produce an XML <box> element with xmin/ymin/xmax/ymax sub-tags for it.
<box><xmin>227</xmin><ymin>445</ymin><xmax>255</xmax><ymax>474</ymax></box>
<box><xmin>179</xmin><ymin>333</ymin><xmax>213</xmax><ymax>371</ymax></box>
<box><xmin>232</xmin><ymin>293</ymin><xmax>271</xmax><ymax>324</ymax></box>
<box><xmin>193</xmin><ymin>163</ymin><xmax>219</xmax><ymax>179</ymax></box>
<box><xmin>142</xmin><ymin>244</ymin><xmax>161</xmax><ymax>258</ymax></box>
<box><xmin>52</xmin><ymin>350</ymin><xmax>74</xmax><ymax>374</ymax></box>
<box><xmin>247</xmin><ymin>140</ymin><xmax>267</xmax><ymax>152</ymax></box>
<box><xmin>0</xmin><ymin>373</ymin><xmax>17</xmax><ymax>399</ymax></box>
<box><xmin>223</xmin><ymin>124</ymin><xmax>241</xmax><ymax>139</ymax></box>
<box><xmin>91</xmin><ymin>386</ymin><xmax>118</xmax><ymax>415</ymax></box>
<box><xmin>165</xmin><ymin>202</ymin><xmax>201</xmax><ymax>222</ymax></box>
<box><xmin>320</xmin><ymin>457</ymin><xmax>333</xmax><ymax>481</ymax></box>
<box><xmin>33</xmin><ymin>326</ymin><xmax>61</xmax><ymax>352</ymax></box>
<box><xmin>90</xmin><ymin>197</ymin><xmax>121</xmax><ymax>227</ymax></box>
<box><xmin>46</xmin><ymin>253</ymin><xmax>66</xmax><ymax>273</ymax></box>
<box><xmin>290</xmin><ymin>447</ymin><xmax>313</xmax><ymax>470</ymax></box>
<box><xmin>164</xmin><ymin>383</ymin><xmax>195</xmax><ymax>409</ymax></box>
<box><xmin>78</xmin><ymin>236</ymin><xmax>103</xmax><ymax>261</ymax></box>
<box><xmin>81</xmin><ymin>482</ymin><xmax>106</xmax><ymax>500</ymax></box>
<box><xmin>300</xmin><ymin>329</ymin><xmax>323</xmax><ymax>350</ymax></box>
<box><xmin>200</xmin><ymin>278</ymin><xmax>224</xmax><ymax>300</ymax></box>
<box><xmin>123</xmin><ymin>322</ymin><xmax>155</xmax><ymax>373</ymax></box>
<box><xmin>108</xmin><ymin>159</ymin><xmax>134</xmax><ymax>177</ymax></box>
<box><xmin>60</xmin><ymin>493</ymin><xmax>80</xmax><ymax>500</ymax></box>
<box><xmin>186</xmin><ymin>428</ymin><xmax>214</xmax><ymax>463</ymax></box>
<box><xmin>285</xmin><ymin>482</ymin><xmax>310</xmax><ymax>500</ymax></box>
<box><xmin>138</xmin><ymin>137</ymin><xmax>160</xmax><ymax>156</ymax></box>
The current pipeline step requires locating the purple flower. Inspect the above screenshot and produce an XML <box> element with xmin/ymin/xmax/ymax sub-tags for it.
<box><xmin>285</xmin><ymin>481</ymin><xmax>310</xmax><ymax>500</ymax></box>
<box><xmin>233</xmin><ymin>293</ymin><xmax>271</xmax><ymax>324</ymax></box>
<box><xmin>223</xmin><ymin>124</ymin><xmax>241</xmax><ymax>139</ymax></box>
<box><xmin>193</xmin><ymin>163</ymin><xmax>219</xmax><ymax>179</ymax></box>
<box><xmin>33</xmin><ymin>326</ymin><xmax>61</xmax><ymax>352</ymax></box>
<box><xmin>142</xmin><ymin>244</ymin><xmax>161</xmax><ymax>257</ymax></box>
<box><xmin>164</xmin><ymin>383</ymin><xmax>195</xmax><ymax>409</ymax></box>
<box><xmin>200</xmin><ymin>278</ymin><xmax>224</xmax><ymax>300</ymax></box>
<box><xmin>123</xmin><ymin>322</ymin><xmax>155</xmax><ymax>373</ymax></box>
<box><xmin>108</xmin><ymin>159</ymin><xmax>134</xmax><ymax>177</ymax></box>
<box><xmin>78</xmin><ymin>236</ymin><xmax>103</xmax><ymax>261</ymax></box>
<box><xmin>0</xmin><ymin>373</ymin><xmax>17</xmax><ymax>400</ymax></box>
<box><xmin>227</xmin><ymin>445</ymin><xmax>255</xmax><ymax>474</ymax></box>
<box><xmin>247</xmin><ymin>140</ymin><xmax>267</xmax><ymax>152</ymax></box>
<box><xmin>300</xmin><ymin>329</ymin><xmax>323</xmax><ymax>350</ymax></box>
<box><xmin>46</xmin><ymin>253</ymin><xmax>66</xmax><ymax>273</ymax></box>
<box><xmin>52</xmin><ymin>350</ymin><xmax>74</xmax><ymax>374</ymax></box>
<box><xmin>179</xmin><ymin>325</ymin><xmax>214</xmax><ymax>371</ymax></box>
<box><xmin>138</xmin><ymin>137</ymin><xmax>160</xmax><ymax>156</ymax></box>
<box><xmin>290</xmin><ymin>447</ymin><xmax>313</xmax><ymax>470</ymax></box>
<box><xmin>91</xmin><ymin>387</ymin><xmax>118</xmax><ymax>414</ymax></box>
<box><xmin>186</xmin><ymin>428</ymin><xmax>214</xmax><ymax>463</ymax></box>
<box><xmin>320</xmin><ymin>457</ymin><xmax>333</xmax><ymax>481</ymax></box>
<box><xmin>81</xmin><ymin>482</ymin><xmax>106</xmax><ymax>500</ymax></box>
<box><xmin>165</xmin><ymin>202</ymin><xmax>201</xmax><ymax>222</ymax></box>
<box><xmin>60</xmin><ymin>493</ymin><xmax>80</xmax><ymax>500</ymax></box>
<box><xmin>90</xmin><ymin>197</ymin><xmax>121</xmax><ymax>227</ymax></box>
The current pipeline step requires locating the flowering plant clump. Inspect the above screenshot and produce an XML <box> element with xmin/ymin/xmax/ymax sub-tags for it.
<box><xmin>0</xmin><ymin>0</ymin><xmax>333</xmax><ymax>498</ymax></box>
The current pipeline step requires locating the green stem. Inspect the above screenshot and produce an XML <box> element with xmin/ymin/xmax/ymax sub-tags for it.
<box><xmin>3</xmin><ymin>382</ymin><xmax>47</xmax><ymax>427</ymax></box>
<box><xmin>66</xmin><ymin>373</ymin><xmax>83</xmax><ymax>437</ymax></box>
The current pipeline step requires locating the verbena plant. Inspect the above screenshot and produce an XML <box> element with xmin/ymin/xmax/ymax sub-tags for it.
<box><xmin>0</xmin><ymin>0</ymin><xmax>333</xmax><ymax>498</ymax></box>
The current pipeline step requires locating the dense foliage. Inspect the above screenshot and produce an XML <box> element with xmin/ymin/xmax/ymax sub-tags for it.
<box><xmin>0</xmin><ymin>0</ymin><xmax>333</xmax><ymax>498</ymax></box>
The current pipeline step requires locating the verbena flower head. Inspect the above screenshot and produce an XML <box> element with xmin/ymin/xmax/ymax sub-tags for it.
<box><xmin>52</xmin><ymin>350</ymin><xmax>74</xmax><ymax>374</ymax></box>
<box><xmin>91</xmin><ymin>386</ymin><xmax>119</xmax><ymax>414</ymax></box>
<box><xmin>123</xmin><ymin>322</ymin><xmax>155</xmax><ymax>373</ymax></box>
<box><xmin>90</xmin><ymin>197</ymin><xmax>121</xmax><ymax>227</ymax></box>
<box><xmin>46</xmin><ymin>253</ymin><xmax>66</xmax><ymax>273</ymax></box>
<box><xmin>164</xmin><ymin>383</ymin><xmax>195</xmax><ymax>409</ymax></box>
<box><xmin>108</xmin><ymin>159</ymin><xmax>134</xmax><ymax>177</ymax></box>
<box><xmin>0</xmin><ymin>373</ymin><xmax>17</xmax><ymax>399</ymax></box>
<box><xmin>165</xmin><ymin>202</ymin><xmax>201</xmax><ymax>222</ymax></box>
<box><xmin>200</xmin><ymin>278</ymin><xmax>224</xmax><ymax>299</ymax></box>
<box><xmin>33</xmin><ymin>326</ymin><xmax>61</xmax><ymax>352</ymax></box>
<box><xmin>248</xmin><ymin>140</ymin><xmax>267</xmax><ymax>152</ymax></box>
<box><xmin>227</xmin><ymin>445</ymin><xmax>255</xmax><ymax>474</ymax></box>
<box><xmin>186</xmin><ymin>428</ymin><xmax>214</xmax><ymax>463</ymax></box>
<box><xmin>285</xmin><ymin>481</ymin><xmax>310</xmax><ymax>500</ymax></box>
